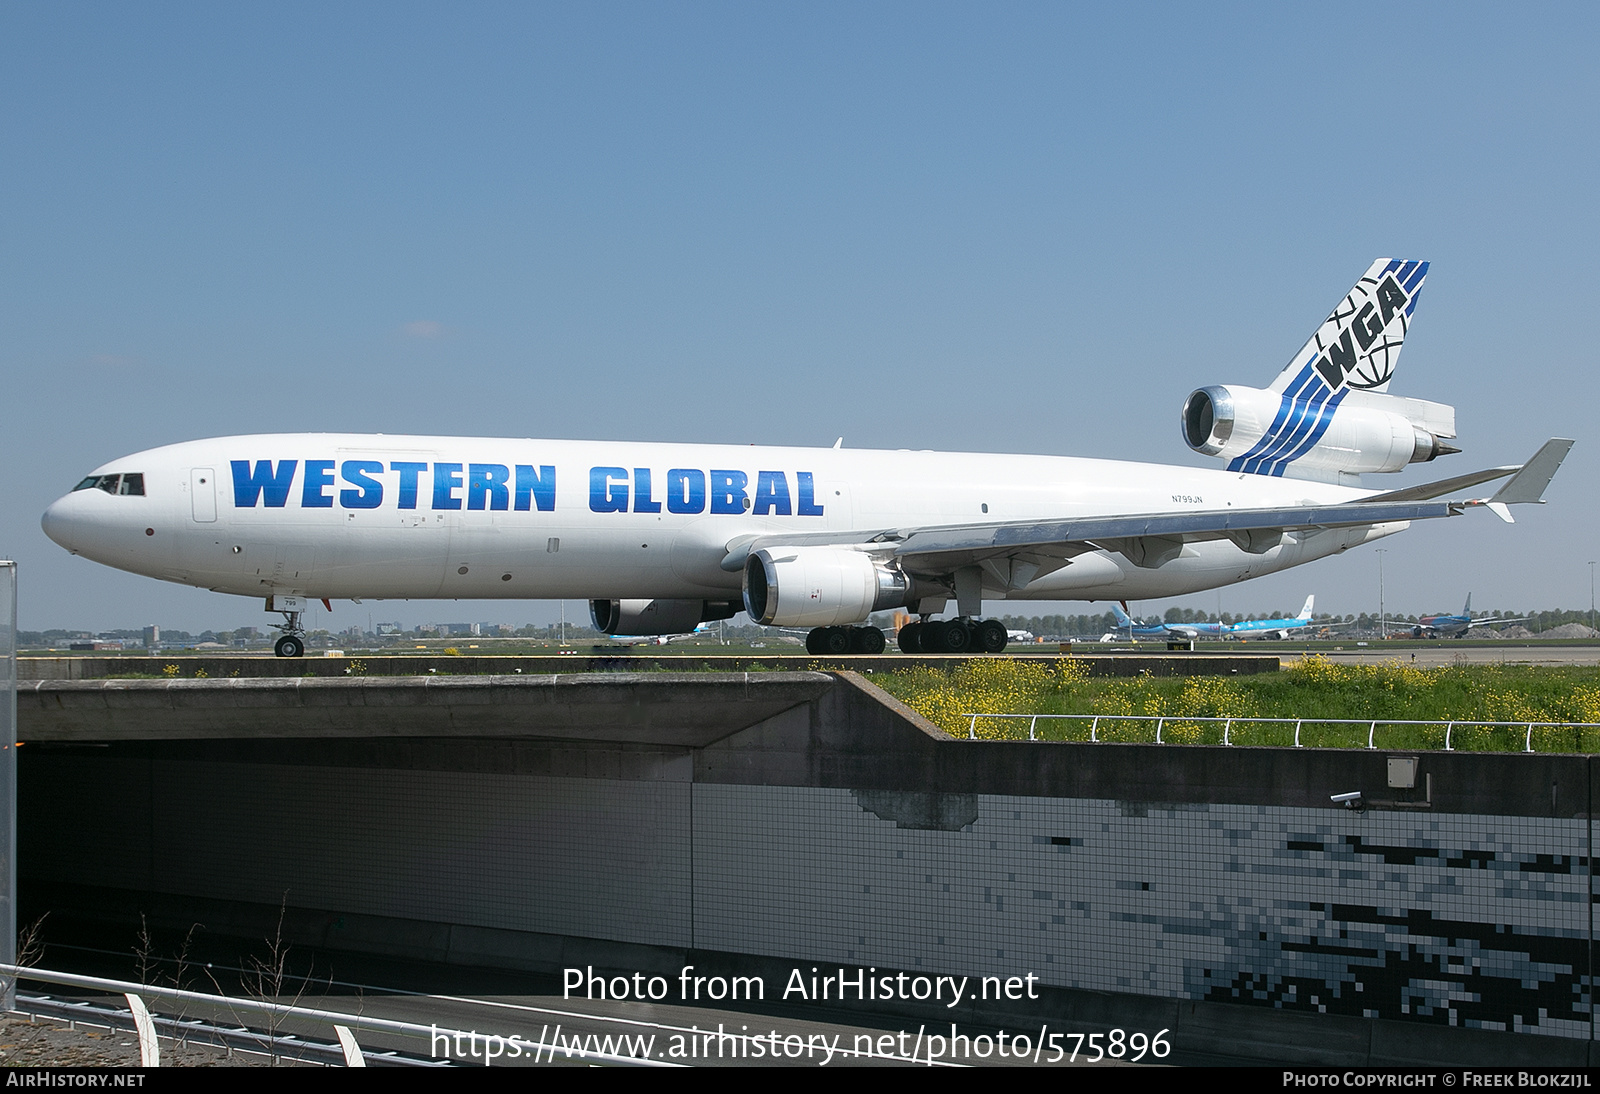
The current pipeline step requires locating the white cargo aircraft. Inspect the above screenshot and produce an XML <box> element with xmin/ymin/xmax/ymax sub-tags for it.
<box><xmin>42</xmin><ymin>260</ymin><xmax>1571</xmax><ymax>658</ymax></box>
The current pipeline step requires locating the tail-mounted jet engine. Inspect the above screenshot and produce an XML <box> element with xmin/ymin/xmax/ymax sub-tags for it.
<box><xmin>743</xmin><ymin>547</ymin><xmax>921</xmax><ymax>628</ymax></box>
<box><xmin>590</xmin><ymin>598</ymin><xmax>740</xmax><ymax>636</ymax></box>
<box><xmin>1181</xmin><ymin>384</ymin><xmax>1459</xmax><ymax>480</ymax></box>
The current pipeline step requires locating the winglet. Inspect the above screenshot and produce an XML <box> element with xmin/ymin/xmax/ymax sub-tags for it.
<box><xmin>1488</xmin><ymin>439</ymin><xmax>1574</xmax><ymax>505</ymax></box>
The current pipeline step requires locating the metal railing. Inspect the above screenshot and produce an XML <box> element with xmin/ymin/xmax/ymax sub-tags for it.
<box><xmin>962</xmin><ymin>712</ymin><xmax>1600</xmax><ymax>752</ymax></box>
<box><xmin>1</xmin><ymin>964</ymin><xmax>674</xmax><ymax>1068</ymax></box>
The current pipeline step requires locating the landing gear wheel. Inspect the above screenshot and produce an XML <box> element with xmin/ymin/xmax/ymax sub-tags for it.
<box><xmin>850</xmin><ymin>627</ymin><xmax>886</xmax><ymax>654</ymax></box>
<box><xmin>274</xmin><ymin>634</ymin><xmax>305</xmax><ymax>659</ymax></box>
<box><xmin>807</xmin><ymin>627</ymin><xmax>853</xmax><ymax>655</ymax></box>
<box><xmin>975</xmin><ymin>619</ymin><xmax>1009</xmax><ymax>653</ymax></box>
<box><xmin>898</xmin><ymin>622</ymin><xmax>924</xmax><ymax>654</ymax></box>
<box><xmin>937</xmin><ymin>619</ymin><xmax>972</xmax><ymax>653</ymax></box>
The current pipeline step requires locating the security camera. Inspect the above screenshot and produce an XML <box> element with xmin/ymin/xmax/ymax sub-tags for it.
<box><xmin>1330</xmin><ymin>791</ymin><xmax>1364</xmax><ymax>812</ymax></box>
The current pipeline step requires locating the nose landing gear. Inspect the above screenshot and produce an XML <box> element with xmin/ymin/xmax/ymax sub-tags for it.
<box><xmin>267</xmin><ymin>595</ymin><xmax>308</xmax><ymax>658</ymax></box>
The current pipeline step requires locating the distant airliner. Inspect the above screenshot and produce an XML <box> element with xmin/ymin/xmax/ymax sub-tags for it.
<box><xmin>42</xmin><ymin>260</ymin><xmax>1571</xmax><ymax>657</ymax></box>
<box><xmin>1225</xmin><ymin>595</ymin><xmax>1321</xmax><ymax>640</ymax></box>
<box><xmin>1106</xmin><ymin>602</ymin><xmax>1228</xmax><ymax>642</ymax></box>
<box><xmin>1108</xmin><ymin>595</ymin><xmax>1320</xmax><ymax>643</ymax></box>
<box><xmin>613</xmin><ymin>621</ymin><xmax>717</xmax><ymax>646</ymax></box>
<box><xmin>1398</xmin><ymin>594</ymin><xmax>1527</xmax><ymax>639</ymax></box>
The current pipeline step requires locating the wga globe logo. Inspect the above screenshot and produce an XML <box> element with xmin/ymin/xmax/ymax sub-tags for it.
<box><xmin>1311</xmin><ymin>261</ymin><xmax>1427</xmax><ymax>392</ymax></box>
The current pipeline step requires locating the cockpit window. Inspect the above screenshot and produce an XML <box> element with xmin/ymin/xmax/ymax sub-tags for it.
<box><xmin>71</xmin><ymin>473</ymin><xmax>145</xmax><ymax>496</ymax></box>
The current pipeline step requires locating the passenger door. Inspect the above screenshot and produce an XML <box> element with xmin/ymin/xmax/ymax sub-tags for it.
<box><xmin>190</xmin><ymin>468</ymin><xmax>217</xmax><ymax>523</ymax></box>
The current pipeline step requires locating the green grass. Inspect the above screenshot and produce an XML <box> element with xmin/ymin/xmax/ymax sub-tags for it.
<box><xmin>871</xmin><ymin>657</ymin><xmax>1600</xmax><ymax>751</ymax></box>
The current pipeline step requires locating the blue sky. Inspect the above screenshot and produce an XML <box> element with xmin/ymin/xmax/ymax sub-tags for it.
<box><xmin>3</xmin><ymin>3</ymin><xmax>1595</xmax><ymax>632</ymax></box>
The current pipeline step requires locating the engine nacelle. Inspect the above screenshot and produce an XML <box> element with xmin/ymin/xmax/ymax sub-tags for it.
<box><xmin>1181</xmin><ymin>384</ymin><xmax>1458</xmax><ymax>479</ymax></box>
<box><xmin>590</xmin><ymin>598</ymin><xmax>740</xmax><ymax>636</ymax></box>
<box><xmin>743</xmin><ymin>547</ymin><xmax>917</xmax><ymax>628</ymax></box>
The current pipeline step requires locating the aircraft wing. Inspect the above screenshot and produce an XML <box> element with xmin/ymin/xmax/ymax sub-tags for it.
<box><xmin>725</xmin><ymin>498</ymin><xmax>1454</xmax><ymax>579</ymax></box>
<box><xmin>1360</xmin><ymin>439</ymin><xmax>1573</xmax><ymax>510</ymax></box>
<box><xmin>884</xmin><ymin>499</ymin><xmax>1455</xmax><ymax>574</ymax></box>
<box><xmin>1467</xmin><ymin>616</ymin><xmax>1528</xmax><ymax>629</ymax></box>
<box><xmin>725</xmin><ymin>439</ymin><xmax>1572</xmax><ymax>580</ymax></box>
<box><xmin>1358</xmin><ymin>466</ymin><xmax>1521</xmax><ymax>503</ymax></box>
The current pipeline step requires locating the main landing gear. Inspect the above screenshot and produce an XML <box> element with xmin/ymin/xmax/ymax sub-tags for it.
<box><xmin>805</xmin><ymin>626</ymin><xmax>887</xmax><ymax>655</ymax></box>
<box><xmin>802</xmin><ymin>618</ymin><xmax>1010</xmax><ymax>655</ymax></box>
<box><xmin>897</xmin><ymin>617</ymin><xmax>1009</xmax><ymax>654</ymax></box>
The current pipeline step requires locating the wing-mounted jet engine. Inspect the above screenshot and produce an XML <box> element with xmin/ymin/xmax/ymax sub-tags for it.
<box><xmin>1181</xmin><ymin>259</ymin><xmax>1458</xmax><ymax>485</ymax></box>
<box><xmin>590</xmin><ymin>598</ymin><xmax>740</xmax><ymax>636</ymax></box>
<box><xmin>742</xmin><ymin>546</ymin><xmax>930</xmax><ymax>654</ymax></box>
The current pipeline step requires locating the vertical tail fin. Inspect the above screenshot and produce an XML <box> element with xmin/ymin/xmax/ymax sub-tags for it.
<box><xmin>1210</xmin><ymin>260</ymin><xmax>1438</xmax><ymax>483</ymax></box>
<box><xmin>1463</xmin><ymin>592</ymin><xmax>1472</xmax><ymax>616</ymax></box>
<box><xmin>1110</xmin><ymin>602</ymin><xmax>1133</xmax><ymax>626</ymax></box>
<box><xmin>1269</xmin><ymin>259</ymin><xmax>1429</xmax><ymax>396</ymax></box>
<box><xmin>1299</xmin><ymin>595</ymin><xmax>1315</xmax><ymax>622</ymax></box>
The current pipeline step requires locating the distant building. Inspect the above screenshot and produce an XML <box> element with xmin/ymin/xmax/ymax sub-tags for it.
<box><xmin>143</xmin><ymin>625</ymin><xmax>160</xmax><ymax>649</ymax></box>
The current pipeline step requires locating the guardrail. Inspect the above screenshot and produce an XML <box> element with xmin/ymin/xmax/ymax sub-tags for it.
<box><xmin>0</xmin><ymin>964</ymin><xmax>674</xmax><ymax>1068</ymax></box>
<box><xmin>961</xmin><ymin>712</ymin><xmax>1600</xmax><ymax>752</ymax></box>
<box><xmin>14</xmin><ymin>989</ymin><xmax>406</xmax><ymax>1068</ymax></box>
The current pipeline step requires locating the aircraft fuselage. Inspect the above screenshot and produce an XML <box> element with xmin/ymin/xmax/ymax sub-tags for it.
<box><xmin>42</xmin><ymin>433</ymin><xmax>1399</xmax><ymax>606</ymax></box>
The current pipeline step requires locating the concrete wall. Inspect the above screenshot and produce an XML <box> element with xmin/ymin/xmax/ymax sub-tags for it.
<box><xmin>17</xmin><ymin>670</ymin><xmax>1595</xmax><ymax>1063</ymax></box>
<box><xmin>18</xmin><ymin>652</ymin><xmax>1279</xmax><ymax>681</ymax></box>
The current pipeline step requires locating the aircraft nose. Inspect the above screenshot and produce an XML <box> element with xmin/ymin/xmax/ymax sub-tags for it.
<box><xmin>41</xmin><ymin>492</ymin><xmax>97</xmax><ymax>555</ymax></box>
<box><xmin>42</xmin><ymin>495</ymin><xmax>78</xmax><ymax>552</ymax></box>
